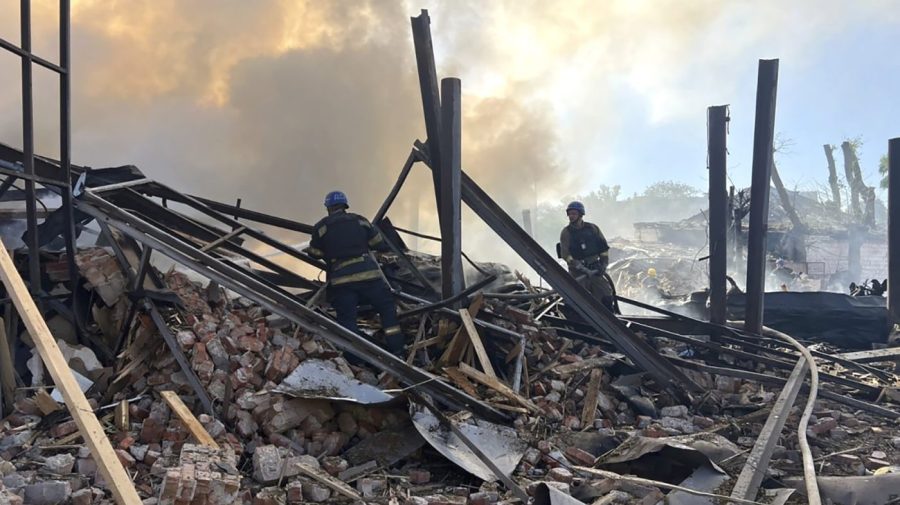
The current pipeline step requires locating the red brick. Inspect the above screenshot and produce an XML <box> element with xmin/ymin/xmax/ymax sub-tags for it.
<box><xmin>409</xmin><ymin>469</ymin><xmax>431</xmax><ymax>484</ymax></box>
<box><xmin>286</xmin><ymin>481</ymin><xmax>303</xmax><ymax>504</ymax></box>
<box><xmin>50</xmin><ymin>420</ymin><xmax>79</xmax><ymax>438</ymax></box>
<box><xmin>565</xmin><ymin>447</ymin><xmax>596</xmax><ymax>466</ymax></box>
<box><xmin>116</xmin><ymin>449</ymin><xmax>136</xmax><ymax>469</ymax></box>
<box><xmin>138</xmin><ymin>417</ymin><xmax>165</xmax><ymax>444</ymax></box>
<box><xmin>118</xmin><ymin>436</ymin><xmax>136</xmax><ymax>450</ymax></box>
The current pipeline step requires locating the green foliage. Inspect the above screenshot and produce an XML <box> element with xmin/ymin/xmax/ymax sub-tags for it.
<box><xmin>583</xmin><ymin>185</ymin><xmax>621</xmax><ymax>205</ymax></box>
<box><xmin>880</xmin><ymin>153</ymin><xmax>889</xmax><ymax>189</ymax></box>
<box><xmin>641</xmin><ymin>180</ymin><xmax>702</xmax><ymax>199</ymax></box>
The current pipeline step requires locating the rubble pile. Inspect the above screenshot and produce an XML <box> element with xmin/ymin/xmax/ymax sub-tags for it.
<box><xmin>2</xmin><ymin>246</ymin><xmax>900</xmax><ymax>505</ymax></box>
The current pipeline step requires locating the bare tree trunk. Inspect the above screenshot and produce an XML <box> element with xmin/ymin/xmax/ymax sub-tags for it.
<box><xmin>864</xmin><ymin>186</ymin><xmax>876</xmax><ymax>228</ymax></box>
<box><xmin>823</xmin><ymin>144</ymin><xmax>841</xmax><ymax>211</ymax></box>
<box><xmin>771</xmin><ymin>162</ymin><xmax>804</xmax><ymax>231</ymax></box>
<box><xmin>841</xmin><ymin>141</ymin><xmax>862</xmax><ymax>219</ymax></box>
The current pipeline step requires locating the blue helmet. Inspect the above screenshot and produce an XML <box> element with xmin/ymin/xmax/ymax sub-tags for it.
<box><xmin>566</xmin><ymin>201</ymin><xmax>585</xmax><ymax>216</ymax></box>
<box><xmin>324</xmin><ymin>191</ymin><xmax>349</xmax><ymax>209</ymax></box>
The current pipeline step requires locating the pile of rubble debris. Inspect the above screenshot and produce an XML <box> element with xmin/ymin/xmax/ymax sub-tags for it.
<box><xmin>2</xmin><ymin>243</ymin><xmax>900</xmax><ymax>505</ymax></box>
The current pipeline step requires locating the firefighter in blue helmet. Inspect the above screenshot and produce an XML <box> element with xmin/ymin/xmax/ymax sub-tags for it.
<box><xmin>307</xmin><ymin>191</ymin><xmax>405</xmax><ymax>355</ymax></box>
<box><xmin>559</xmin><ymin>201</ymin><xmax>614</xmax><ymax>310</ymax></box>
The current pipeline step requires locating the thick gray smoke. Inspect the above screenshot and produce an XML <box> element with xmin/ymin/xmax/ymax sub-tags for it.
<box><xmin>1</xmin><ymin>0</ymin><xmax>896</xmax><ymax>276</ymax></box>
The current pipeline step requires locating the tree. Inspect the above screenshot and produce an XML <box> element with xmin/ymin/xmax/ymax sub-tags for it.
<box><xmin>641</xmin><ymin>180</ymin><xmax>702</xmax><ymax>199</ymax></box>
<box><xmin>880</xmin><ymin>153</ymin><xmax>889</xmax><ymax>189</ymax></box>
<box><xmin>584</xmin><ymin>185</ymin><xmax>621</xmax><ymax>205</ymax></box>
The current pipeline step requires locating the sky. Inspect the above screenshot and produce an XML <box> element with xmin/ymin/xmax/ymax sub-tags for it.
<box><xmin>1</xmin><ymin>0</ymin><xmax>898</xmax><ymax>266</ymax></box>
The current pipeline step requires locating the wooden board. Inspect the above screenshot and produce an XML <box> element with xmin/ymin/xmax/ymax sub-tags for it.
<box><xmin>0</xmin><ymin>239</ymin><xmax>142</xmax><ymax>505</ymax></box>
<box><xmin>437</xmin><ymin>294</ymin><xmax>486</xmax><ymax>366</ymax></box>
<box><xmin>554</xmin><ymin>357</ymin><xmax>617</xmax><ymax>377</ymax></box>
<box><xmin>443</xmin><ymin>367</ymin><xmax>481</xmax><ymax>398</ymax></box>
<box><xmin>34</xmin><ymin>389</ymin><xmax>61</xmax><ymax>415</ymax></box>
<box><xmin>295</xmin><ymin>461</ymin><xmax>362</xmax><ymax>501</ymax></box>
<box><xmin>160</xmin><ymin>391</ymin><xmax>219</xmax><ymax>449</ymax></box>
<box><xmin>115</xmin><ymin>400</ymin><xmax>130</xmax><ymax>432</ymax></box>
<box><xmin>457</xmin><ymin>363</ymin><xmax>539</xmax><ymax>413</ymax></box>
<box><xmin>580</xmin><ymin>368</ymin><xmax>603</xmax><ymax>428</ymax></box>
<box><xmin>458</xmin><ymin>309</ymin><xmax>496</xmax><ymax>378</ymax></box>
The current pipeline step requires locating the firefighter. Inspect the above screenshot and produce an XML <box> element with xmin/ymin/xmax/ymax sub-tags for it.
<box><xmin>559</xmin><ymin>201</ymin><xmax>614</xmax><ymax>310</ymax></box>
<box><xmin>307</xmin><ymin>191</ymin><xmax>405</xmax><ymax>355</ymax></box>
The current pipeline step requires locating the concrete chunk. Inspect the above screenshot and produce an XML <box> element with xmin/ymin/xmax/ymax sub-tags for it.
<box><xmin>24</xmin><ymin>481</ymin><xmax>72</xmax><ymax>505</ymax></box>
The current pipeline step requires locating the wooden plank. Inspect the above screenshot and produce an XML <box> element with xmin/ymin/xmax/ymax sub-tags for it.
<box><xmin>0</xmin><ymin>239</ymin><xmax>142</xmax><ymax>505</ymax></box>
<box><xmin>295</xmin><ymin>461</ymin><xmax>363</xmax><ymax>501</ymax></box>
<box><xmin>457</xmin><ymin>362</ymin><xmax>539</xmax><ymax>413</ymax></box>
<box><xmin>490</xmin><ymin>403</ymin><xmax>529</xmax><ymax>414</ymax></box>
<box><xmin>0</xmin><ymin>318</ymin><xmax>17</xmax><ymax>412</ymax></box>
<box><xmin>554</xmin><ymin>357</ymin><xmax>617</xmax><ymax>377</ymax></box>
<box><xmin>580</xmin><ymin>369</ymin><xmax>603</xmax><ymax>428</ymax></box>
<box><xmin>406</xmin><ymin>315</ymin><xmax>430</xmax><ymax>365</ymax></box>
<box><xmin>458</xmin><ymin>309</ymin><xmax>496</xmax><ymax>378</ymax></box>
<box><xmin>160</xmin><ymin>391</ymin><xmax>219</xmax><ymax>449</ymax></box>
<box><xmin>443</xmin><ymin>367</ymin><xmax>481</xmax><ymax>398</ymax></box>
<box><xmin>408</xmin><ymin>334</ymin><xmax>447</xmax><ymax>352</ymax></box>
<box><xmin>505</xmin><ymin>340</ymin><xmax>522</xmax><ymax>364</ymax></box>
<box><xmin>437</xmin><ymin>294</ymin><xmax>485</xmax><ymax>366</ymax></box>
<box><xmin>115</xmin><ymin>400</ymin><xmax>130</xmax><ymax>432</ymax></box>
<box><xmin>34</xmin><ymin>389</ymin><xmax>61</xmax><ymax>415</ymax></box>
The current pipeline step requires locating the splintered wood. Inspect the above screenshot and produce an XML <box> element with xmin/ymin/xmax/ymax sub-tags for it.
<box><xmin>438</xmin><ymin>293</ymin><xmax>485</xmax><ymax>367</ymax></box>
<box><xmin>161</xmin><ymin>391</ymin><xmax>219</xmax><ymax>449</ymax></box>
<box><xmin>0</xmin><ymin>239</ymin><xmax>142</xmax><ymax>505</ymax></box>
<box><xmin>580</xmin><ymin>369</ymin><xmax>603</xmax><ymax>428</ymax></box>
<box><xmin>457</xmin><ymin>363</ymin><xmax>539</xmax><ymax>413</ymax></box>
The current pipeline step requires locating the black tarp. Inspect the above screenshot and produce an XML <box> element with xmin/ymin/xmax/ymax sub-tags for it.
<box><xmin>727</xmin><ymin>291</ymin><xmax>890</xmax><ymax>348</ymax></box>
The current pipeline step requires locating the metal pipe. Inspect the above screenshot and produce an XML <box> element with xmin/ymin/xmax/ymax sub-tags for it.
<box><xmin>708</xmin><ymin>105</ymin><xmax>729</xmax><ymax>326</ymax></box>
<box><xmin>439</xmin><ymin>78</ymin><xmax>465</xmax><ymax>301</ymax></box>
<box><xmin>398</xmin><ymin>274</ymin><xmax>496</xmax><ymax>319</ymax></box>
<box><xmin>744</xmin><ymin>59</ymin><xmax>779</xmax><ymax>334</ymax></box>
<box><xmin>890</xmin><ymin>138</ymin><xmax>900</xmax><ymax>325</ymax></box>
<box><xmin>373</xmin><ymin>149</ymin><xmax>418</xmax><ymax>225</ymax></box>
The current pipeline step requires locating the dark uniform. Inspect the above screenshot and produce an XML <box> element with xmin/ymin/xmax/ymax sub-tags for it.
<box><xmin>307</xmin><ymin>210</ymin><xmax>404</xmax><ymax>354</ymax></box>
<box><xmin>560</xmin><ymin>221</ymin><xmax>614</xmax><ymax>309</ymax></box>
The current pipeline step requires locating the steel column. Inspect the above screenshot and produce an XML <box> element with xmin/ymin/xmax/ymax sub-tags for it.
<box><xmin>744</xmin><ymin>59</ymin><xmax>779</xmax><ymax>335</ymax></box>
<box><xmin>708</xmin><ymin>106</ymin><xmax>729</xmax><ymax>326</ymax></box>
<box><xmin>889</xmin><ymin>138</ymin><xmax>900</xmax><ymax>325</ymax></box>
<box><xmin>20</xmin><ymin>0</ymin><xmax>41</xmax><ymax>294</ymax></box>
<box><xmin>60</xmin><ymin>0</ymin><xmax>79</xmax><ymax>313</ymax></box>
<box><xmin>439</xmin><ymin>78</ymin><xmax>465</xmax><ymax>301</ymax></box>
<box><xmin>410</xmin><ymin>10</ymin><xmax>444</xmax><ymax>214</ymax></box>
